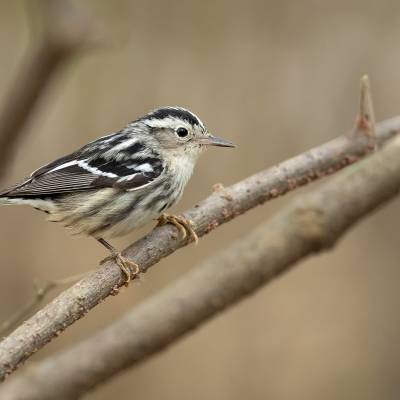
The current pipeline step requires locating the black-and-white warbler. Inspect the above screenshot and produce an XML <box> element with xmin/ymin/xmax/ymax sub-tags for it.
<box><xmin>0</xmin><ymin>107</ymin><xmax>235</xmax><ymax>281</ymax></box>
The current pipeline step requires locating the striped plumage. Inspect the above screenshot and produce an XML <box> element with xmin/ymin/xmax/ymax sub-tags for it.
<box><xmin>0</xmin><ymin>107</ymin><xmax>235</xmax><ymax>240</ymax></box>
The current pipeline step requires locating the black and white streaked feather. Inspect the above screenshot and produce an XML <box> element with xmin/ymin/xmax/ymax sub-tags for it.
<box><xmin>1</xmin><ymin>138</ymin><xmax>164</xmax><ymax>197</ymax></box>
<box><xmin>0</xmin><ymin>106</ymin><xmax>234</xmax><ymax>238</ymax></box>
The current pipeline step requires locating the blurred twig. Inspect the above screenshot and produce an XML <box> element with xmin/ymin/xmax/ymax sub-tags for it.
<box><xmin>0</xmin><ymin>0</ymin><xmax>101</xmax><ymax>181</ymax></box>
<box><xmin>0</xmin><ymin>78</ymin><xmax>399</xmax><ymax>382</ymax></box>
<box><xmin>0</xmin><ymin>272</ymin><xmax>89</xmax><ymax>336</ymax></box>
<box><xmin>2</xmin><ymin>129</ymin><xmax>400</xmax><ymax>400</ymax></box>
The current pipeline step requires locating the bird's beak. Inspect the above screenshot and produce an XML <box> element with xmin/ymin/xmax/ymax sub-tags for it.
<box><xmin>198</xmin><ymin>134</ymin><xmax>236</xmax><ymax>148</ymax></box>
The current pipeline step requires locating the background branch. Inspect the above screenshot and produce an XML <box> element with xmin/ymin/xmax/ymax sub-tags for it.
<box><xmin>0</xmin><ymin>112</ymin><xmax>399</xmax><ymax>381</ymax></box>
<box><xmin>0</xmin><ymin>0</ymin><xmax>100</xmax><ymax>179</ymax></box>
<box><xmin>0</xmin><ymin>272</ymin><xmax>88</xmax><ymax>336</ymax></box>
<box><xmin>2</xmin><ymin>124</ymin><xmax>400</xmax><ymax>400</ymax></box>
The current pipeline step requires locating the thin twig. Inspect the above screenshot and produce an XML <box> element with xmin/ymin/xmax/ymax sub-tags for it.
<box><xmin>0</xmin><ymin>0</ymin><xmax>101</xmax><ymax>180</ymax></box>
<box><xmin>0</xmin><ymin>272</ymin><xmax>89</xmax><ymax>336</ymax></box>
<box><xmin>2</xmin><ymin>124</ymin><xmax>400</xmax><ymax>400</ymax></box>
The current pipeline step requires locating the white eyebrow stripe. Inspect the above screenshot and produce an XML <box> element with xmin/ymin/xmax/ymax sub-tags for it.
<box><xmin>140</xmin><ymin>117</ymin><xmax>186</xmax><ymax>129</ymax></box>
<box><xmin>140</xmin><ymin>115</ymin><xmax>206</xmax><ymax>132</ymax></box>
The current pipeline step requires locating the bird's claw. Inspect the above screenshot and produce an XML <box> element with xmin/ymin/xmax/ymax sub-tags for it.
<box><xmin>157</xmin><ymin>213</ymin><xmax>198</xmax><ymax>244</ymax></box>
<box><xmin>105</xmin><ymin>252</ymin><xmax>140</xmax><ymax>286</ymax></box>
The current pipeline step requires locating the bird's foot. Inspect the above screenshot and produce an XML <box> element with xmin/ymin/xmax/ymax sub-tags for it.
<box><xmin>98</xmin><ymin>238</ymin><xmax>140</xmax><ymax>285</ymax></box>
<box><xmin>105</xmin><ymin>252</ymin><xmax>139</xmax><ymax>286</ymax></box>
<box><xmin>156</xmin><ymin>213</ymin><xmax>198</xmax><ymax>244</ymax></box>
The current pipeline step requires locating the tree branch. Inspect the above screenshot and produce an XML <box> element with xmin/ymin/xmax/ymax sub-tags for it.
<box><xmin>0</xmin><ymin>0</ymin><xmax>101</xmax><ymax>179</ymax></box>
<box><xmin>2</xmin><ymin>123</ymin><xmax>400</xmax><ymax>400</ymax></box>
<box><xmin>0</xmin><ymin>113</ymin><xmax>398</xmax><ymax>380</ymax></box>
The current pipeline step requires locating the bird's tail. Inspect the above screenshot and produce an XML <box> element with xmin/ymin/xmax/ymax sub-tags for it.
<box><xmin>0</xmin><ymin>181</ymin><xmax>27</xmax><ymax>205</ymax></box>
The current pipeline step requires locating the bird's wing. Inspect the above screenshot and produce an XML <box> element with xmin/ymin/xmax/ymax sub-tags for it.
<box><xmin>1</xmin><ymin>140</ymin><xmax>164</xmax><ymax>198</ymax></box>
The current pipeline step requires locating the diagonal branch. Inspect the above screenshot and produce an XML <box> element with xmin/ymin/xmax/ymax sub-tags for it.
<box><xmin>0</xmin><ymin>112</ymin><xmax>399</xmax><ymax>380</ymax></box>
<box><xmin>2</xmin><ymin>121</ymin><xmax>400</xmax><ymax>400</ymax></box>
<box><xmin>0</xmin><ymin>0</ymin><xmax>101</xmax><ymax>180</ymax></box>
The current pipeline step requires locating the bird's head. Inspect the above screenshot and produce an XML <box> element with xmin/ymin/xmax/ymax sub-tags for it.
<box><xmin>132</xmin><ymin>106</ymin><xmax>235</xmax><ymax>159</ymax></box>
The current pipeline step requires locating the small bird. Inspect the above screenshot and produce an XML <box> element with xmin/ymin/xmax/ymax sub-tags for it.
<box><xmin>0</xmin><ymin>107</ymin><xmax>235</xmax><ymax>282</ymax></box>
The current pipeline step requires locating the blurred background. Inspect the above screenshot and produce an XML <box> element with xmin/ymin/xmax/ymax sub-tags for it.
<box><xmin>1</xmin><ymin>1</ymin><xmax>400</xmax><ymax>399</ymax></box>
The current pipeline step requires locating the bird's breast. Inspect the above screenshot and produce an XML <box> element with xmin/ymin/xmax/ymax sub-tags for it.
<box><xmin>167</xmin><ymin>152</ymin><xmax>196</xmax><ymax>187</ymax></box>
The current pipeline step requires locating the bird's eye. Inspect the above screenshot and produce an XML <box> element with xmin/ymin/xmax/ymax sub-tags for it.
<box><xmin>176</xmin><ymin>127</ymin><xmax>189</xmax><ymax>138</ymax></box>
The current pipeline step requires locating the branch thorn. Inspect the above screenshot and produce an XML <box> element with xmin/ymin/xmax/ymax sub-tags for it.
<box><xmin>353</xmin><ymin>75</ymin><xmax>377</xmax><ymax>145</ymax></box>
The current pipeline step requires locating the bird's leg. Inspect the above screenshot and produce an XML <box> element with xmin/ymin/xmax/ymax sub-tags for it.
<box><xmin>97</xmin><ymin>238</ymin><xmax>139</xmax><ymax>284</ymax></box>
<box><xmin>156</xmin><ymin>213</ymin><xmax>198</xmax><ymax>244</ymax></box>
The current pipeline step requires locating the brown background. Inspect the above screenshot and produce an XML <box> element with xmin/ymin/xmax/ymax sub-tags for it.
<box><xmin>1</xmin><ymin>1</ymin><xmax>400</xmax><ymax>399</ymax></box>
